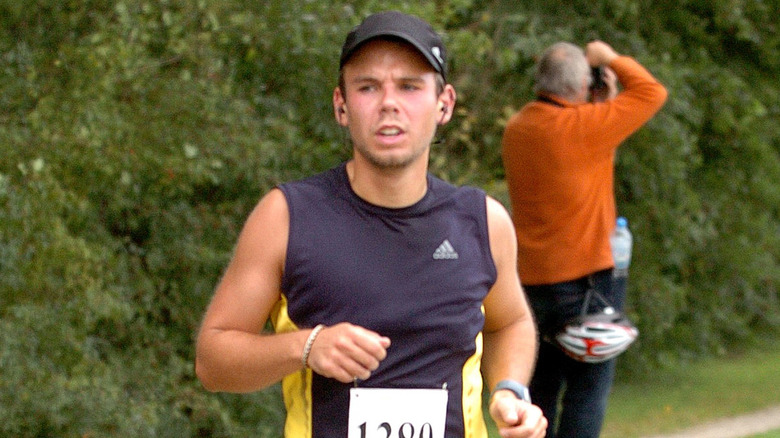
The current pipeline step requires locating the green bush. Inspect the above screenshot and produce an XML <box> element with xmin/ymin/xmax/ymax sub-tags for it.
<box><xmin>1</xmin><ymin>0</ymin><xmax>778</xmax><ymax>434</ymax></box>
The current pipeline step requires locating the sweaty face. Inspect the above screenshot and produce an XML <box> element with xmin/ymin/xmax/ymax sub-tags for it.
<box><xmin>338</xmin><ymin>39</ymin><xmax>444</xmax><ymax>170</ymax></box>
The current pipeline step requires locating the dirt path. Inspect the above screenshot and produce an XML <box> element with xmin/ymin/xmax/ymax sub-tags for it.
<box><xmin>642</xmin><ymin>405</ymin><xmax>780</xmax><ymax>438</ymax></box>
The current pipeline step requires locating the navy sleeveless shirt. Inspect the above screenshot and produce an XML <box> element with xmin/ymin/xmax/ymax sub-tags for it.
<box><xmin>275</xmin><ymin>163</ymin><xmax>497</xmax><ymax>437</ymax></box>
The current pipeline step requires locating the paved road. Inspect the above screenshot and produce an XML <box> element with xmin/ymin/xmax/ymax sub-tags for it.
<box><xmin>642</xmin><ymin>405</ymin><xmax>780</xmax><ymax>438</ymax></box>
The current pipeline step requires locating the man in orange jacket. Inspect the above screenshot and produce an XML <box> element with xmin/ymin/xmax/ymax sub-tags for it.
<box><xmin>501</xmin><ymin>40</ymin><xmax>667</xmax><ymax>438</ymax></box>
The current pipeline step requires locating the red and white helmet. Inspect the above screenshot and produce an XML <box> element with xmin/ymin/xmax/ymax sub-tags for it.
<box><xmin>554</xmin><ymin>307</ymin><xmax>639</xmax><ymax>363</ymax></box>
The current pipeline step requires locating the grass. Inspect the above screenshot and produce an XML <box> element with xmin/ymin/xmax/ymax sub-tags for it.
<box><xmin>484</xmin><ymin>341</ymin><xmax>780</xmax><ymax>437</ymax></box>
<box><xmin>603</xmin><ymin>343</ymin><xmax>780</xmax><ymax>437</ymax></box>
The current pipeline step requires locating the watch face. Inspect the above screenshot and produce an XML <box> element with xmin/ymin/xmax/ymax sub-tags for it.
<box><xmin>520</xmin><ymin>387</ymin><xmax>532</xmax><ymax>403</ymax></box>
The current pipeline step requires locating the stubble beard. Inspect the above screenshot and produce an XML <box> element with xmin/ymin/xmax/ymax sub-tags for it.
<box><xmin>353</xmin><ymin>140</ymin><xmax>430</xmax><ymax>170</ymax></box>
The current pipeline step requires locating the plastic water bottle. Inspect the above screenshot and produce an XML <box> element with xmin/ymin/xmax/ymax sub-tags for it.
<box><xmin>610</xmin><ymin>216</ymin><xmax>633</xmax><ymax>279</ymax></box>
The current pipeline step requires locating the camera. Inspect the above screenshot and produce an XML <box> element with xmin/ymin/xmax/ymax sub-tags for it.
<box><xmin>590</xmin><ymin>66</ymin><xmax>607</xmax><ymax>92</ymax></box>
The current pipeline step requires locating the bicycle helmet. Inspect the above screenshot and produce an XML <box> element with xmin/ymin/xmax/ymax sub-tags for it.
<box><xmin>554</xmin><ymin>306</ymin><xmax>639</xmax><ymax>363</ymax></box>
<box><xmin>551</xmin><ymin>284</ymin><xmax>639</xmax><ymax>363</ymax></box>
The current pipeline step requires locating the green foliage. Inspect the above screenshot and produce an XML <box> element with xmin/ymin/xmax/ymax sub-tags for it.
<box><xmin>1</xmin><ymin>0</ymin><xmax>779</xmax><ymax>434</ymax></box>
<box><xmin>603</xmin><ymin>341</ymin><xmax>780</xmax><ymax>437</ymax></box>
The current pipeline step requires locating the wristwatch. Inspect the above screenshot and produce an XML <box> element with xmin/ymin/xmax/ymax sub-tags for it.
<box><xmin>491</xmin><ymin>379</ymin><xmax>532</xmax><ymax>403</ymax></box>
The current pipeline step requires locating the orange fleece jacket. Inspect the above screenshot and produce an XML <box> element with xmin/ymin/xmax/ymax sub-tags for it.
<box><xmin>501</xmin><ymin>56</ymin><xmax>667</xmax><ymax>285</ymax></box>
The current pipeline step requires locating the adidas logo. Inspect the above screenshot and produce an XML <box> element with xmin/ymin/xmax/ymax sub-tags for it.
<box><xmin>433</xmin><ymin>239</ymin><xmax>459</xmax><ymax>260</ymax></box>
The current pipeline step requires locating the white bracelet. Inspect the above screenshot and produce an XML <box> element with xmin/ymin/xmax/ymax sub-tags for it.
<box><xmin>302</xmin><ymin>324</ymin><xmax>325</xmax><ymax>369</ymax></box>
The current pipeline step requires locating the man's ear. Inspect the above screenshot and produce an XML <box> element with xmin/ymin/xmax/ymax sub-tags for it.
<box><xmin>436</xmin><ymin>84</ymin><xmax>457</xmax><ymax>125</ymax></box>
<box><xmin>333</xmin><ymin>87</ymin><xmax>348</xmax><ymax>126</ymax></box>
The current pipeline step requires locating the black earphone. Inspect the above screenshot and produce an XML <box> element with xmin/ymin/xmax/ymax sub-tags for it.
<box><xmin>438</xmin><ymin>105</ymin><xmax>448</xmax><ymax>125</ymax></box>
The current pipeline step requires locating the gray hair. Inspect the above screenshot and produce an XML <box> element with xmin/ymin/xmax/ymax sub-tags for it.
<box><xmin>533</xmin><ymin>42</ymin><xmax>591</xmax><ymax>100</ymax></box>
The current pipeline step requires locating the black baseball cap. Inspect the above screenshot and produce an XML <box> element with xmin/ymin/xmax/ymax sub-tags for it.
<box><xmin>339</xmin><ymin>11</ymin><xmax>448</xmax><ymax>81</ymax></box>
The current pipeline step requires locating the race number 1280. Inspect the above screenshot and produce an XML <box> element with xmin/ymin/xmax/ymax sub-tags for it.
<box><xmin>347</xmin><ymin>388</ymin><xmax>448</xmax><ymax>438</ymax></box>
<box><xmin>357</xmin><ymin>421</ymin><xmax>435</xmax><ymax>438</ymax></box>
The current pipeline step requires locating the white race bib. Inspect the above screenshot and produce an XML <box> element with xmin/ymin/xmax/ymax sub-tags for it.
<box><xmin>347</xmin><ymin>387</ymin><xmax>448</xmax><ymax>438</ymax></box>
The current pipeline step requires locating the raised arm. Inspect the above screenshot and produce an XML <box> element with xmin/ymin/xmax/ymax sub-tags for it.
<box><xmin>583</xmin><ymin>40</ymin><xmax>668</xmax><ymax>148</ymax></box>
